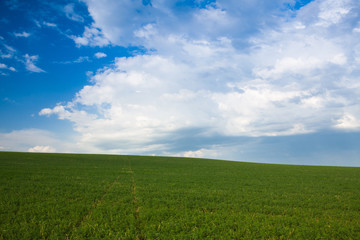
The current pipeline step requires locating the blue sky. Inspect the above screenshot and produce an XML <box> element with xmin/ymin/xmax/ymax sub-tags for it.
<box><xmin>1</xmin><ymin>0</ymin><xmax>360</xmax><ymax>166</ymax></box>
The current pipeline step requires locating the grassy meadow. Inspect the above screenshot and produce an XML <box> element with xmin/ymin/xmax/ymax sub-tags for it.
<box><xmin>0</xmin><ymin>152</ymin><xmax>359</xmax><ymax>239</ymax></box>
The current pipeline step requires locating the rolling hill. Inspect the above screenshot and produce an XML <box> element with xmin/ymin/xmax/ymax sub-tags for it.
<box><xmin>0</xmin><ymin>152</ymin><xmax>359</xmax><ymax>239</ymax></box>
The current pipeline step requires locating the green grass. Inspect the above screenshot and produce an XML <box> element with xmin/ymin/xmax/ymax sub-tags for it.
<box><xmin>0</xmin><ymin>152</ymin><xmax>359</xmax><ymax>239</ymax></box>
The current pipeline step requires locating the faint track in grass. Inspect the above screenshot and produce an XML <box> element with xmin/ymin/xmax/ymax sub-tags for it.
<box><xmin>128</xmin><ymin>160</ymin><xmax>144</xmax><ymax>240</ymax></box>
<box><xmin>64</xmin><ymin>174</ymin><xmax>121</xmax><ymax>240</ymax></box>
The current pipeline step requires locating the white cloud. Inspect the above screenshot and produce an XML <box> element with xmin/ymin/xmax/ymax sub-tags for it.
<box><xmin>14</xmin><ymin>31</ymin><xmax>31</xmax><ymax>38</ymax></box>
<box><xmin>56</xmin><ymin>56</ymin><xmax>90</xmax><ymax>64</ymax></box>
<box><xmin>1</xmin><ymin>53</ymin><xmax>12</xmax><ymax>58</ymax></box>
<box><xmin>71</xmin><ymin>25</ymin><xmax>110</xmax><ymax>47</ymax></box>
<box><xmin>82</xmin><ymin>0</ymin><xmax>153</xmax><ymax>46</ymax></box>
<box><xmin>40</xmin><ymin>0</ymin><xmax>360</xmax><ymax>157</ymax></box>
<box><xmin>64</xmin><ymin>3</ymin><xmax>84</xmax><ymax>22</ymax></box>
<box><xmin>4</xmin><ymin>44</ymin><xmax>16</xmax><ymax>53</ymax></box>
<box><xmin>82</xmin><ymin>0</ymin><xmax>298</xmax><ymax>47</ymax></box>
<box><xmin>0</xmin><ymin>63</ymin><xmax>16</xmax><ymax>72</ymax></box>
<box><xmin>40</xmin><ymin>45</ymin><xmax>354</xmax><ymax>154</ymax></box>
<box><xmin>24</xmin><ymin>54</ymin><xmax>45</xmax><ymax>73</ymax></box>
<box><xmin>251</xmin><ymin>32</ymin><xmax>348</xmax><ymax>80</ymax></box>
<box><xmin>94</xmin><ymin>52</ymin><xmax>107</xmax><ymax>58</ymax></box>
<box><xmin>0</xmin><ymin>44</ymin><xmax>15</xmax><ymax>59</ymax></box>
<box><xmin>43</xmin><ymin>21</ymin><xmax>57</xmax><ymax>27</ymax></box>
<box><xmin>179</xmin><ymin>148</ymin><xmax>219</xmax><ymax>159</ymax></box>
<box><xmin>0</xmin><ymin>129</ymin><xmax>61</xmax><ymax>152</ymax></box>
<box><xmin>134</xmin><ymin>24</ymin><xmax>156</xmax><ymax>39</ymax></box>
<box><xmin>316</xmin><ymin>0</ymin><xmax>352</xmax><ymax>27</ymax></box>
<box><xmin>74</xmin><ymin>56</ymin><xmax>89</xmax><ymax>63</ymax></box>
<box><xmin>335</xmin><ymin>113</ymin><xmax>360</xmax><ymax>130</ymax></box>
<box><xmin>28</xmin><ymin>145</ymin><xmax>56</xmax><ymax>153</ymax></box>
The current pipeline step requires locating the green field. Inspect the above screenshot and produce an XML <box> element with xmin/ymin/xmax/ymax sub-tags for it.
<box><xmin>0</xmin><ymin>152</ymin><xmax>359</xmax><ymax>239</ymax></box>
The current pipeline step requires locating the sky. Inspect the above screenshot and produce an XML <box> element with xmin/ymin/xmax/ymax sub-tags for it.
<box><xmin>1</xmin><ymin>0</ymin><xmax>360</xmax><ymax>166</ymax></box>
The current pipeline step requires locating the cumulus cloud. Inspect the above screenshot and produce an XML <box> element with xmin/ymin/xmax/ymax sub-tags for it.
<box><xmin>316</xmin><ymin>0</ymin><xmax>352</xmax><ymax>27</ymax></box>
<box><xmin>94</xmin><ymin>52</ymin><xmax>107</xmax><ymax>58</ymax></box>
<box><xmin>82</xmin><ymin>0</ymin><xmax>153</xmax><ymax>46</ymax></box>
<box><xmin>24</xmin><ymin>54</ymin><xmax>45</xmax><ymax>73</ymax></box>
<box><xmin>28</xmin><ymin>145</ymin><xmax>56</xmax><ymax>153</ymax></box>
<box><xmin>82</xmin><ymin>0</ymin><xmax>299</xmax><ymax>47</ymax></box>
<box><xmin>0</xmin><ymin>129</ymin><xmax>61</xmax><ymax>152</ymax></box>
<box><xmin>0</xmin><ymin>63</ymin><xmax>16</xmax><ymax>72</ymax></box>
<box><xmin>41</xmin><ymin>0</ymin><xmax>360</xmax><ymax>158</ymax></box>
<box><xmin>179</xmin><ymin>148</ymin><xmax>220</xmax><ymax>159</ymax></box>
<box><xmin>335</xmin><ymin>113</ymin><xmax>360</xmax><ymax>130</ymax></box>
<box><xmin>71</xmin><ymin>25</ymin><xmax>110</xmax><ymax>47</ymax></box>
